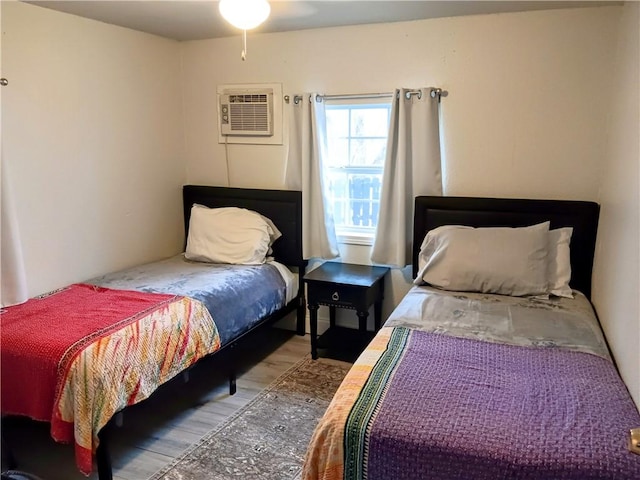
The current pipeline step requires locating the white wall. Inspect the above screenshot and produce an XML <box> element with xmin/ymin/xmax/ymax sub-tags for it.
<box><xmin>181</xmin><ymin>7</ymin><xmax>621</xmax><ymax>327</ymax></box>
<box><xmin>592</xmin><ymin>2</ymin><xmax>640</xmax><ymax>407</ymax></box>
<box><xmin>182</xmin><ymin>7</ymin><xmax>618</xmax><ymax>199</ymax></box>
<box><xmin>1</xmin><ymin>1</ymin><xmax>185</xmax><ymax>297</ymax></box>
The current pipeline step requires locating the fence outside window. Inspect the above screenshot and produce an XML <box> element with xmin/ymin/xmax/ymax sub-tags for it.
<box><xmin>327</xmin><ymin>169</ymin><xmax>381</xmax><ymax>230</ymax></box>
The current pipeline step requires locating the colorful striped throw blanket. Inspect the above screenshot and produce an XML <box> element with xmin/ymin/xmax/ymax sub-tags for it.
<box><xmin>1</xmin><ymin>283</ymin><xmax>219</xmax><ymax>475</ymax></box>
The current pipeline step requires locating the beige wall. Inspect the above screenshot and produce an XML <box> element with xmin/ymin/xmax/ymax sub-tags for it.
<box><xmin>592</xmin><ymin>1</ymin><xmax>640</xmax><ymax>407</ymax></box>
<box><xmin>2</xmin><ymin>1</ymin><xmax>185</xmax><ymax>297</ymax></box>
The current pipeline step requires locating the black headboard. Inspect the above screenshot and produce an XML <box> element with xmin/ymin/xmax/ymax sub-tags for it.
<box><xmin>412</xmin><ymin>196</ymin><xmax>600</xmax><ymax>299</ymax></box>
<box><xmin>183</xmin><ymin>185</ymin><xmax>304</xmax><ymax>268</ymax></box>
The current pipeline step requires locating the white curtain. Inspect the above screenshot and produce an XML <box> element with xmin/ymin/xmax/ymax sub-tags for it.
<box><xmin>1</xmin><ymin>155</ymin><xmax>29</xmax><ymax>307</ymax></box>
<box><xmin>284</xmin><ymin>94</ymin><xmax>339</xmax><ymax>260</ymax></box>
<box><xmin>371</xmin><ymin>88</ymin><xmax>442</xmax><ymax>267</ymax></box>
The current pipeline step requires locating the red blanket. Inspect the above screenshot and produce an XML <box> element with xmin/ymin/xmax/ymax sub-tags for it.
<box><xmin>1</xmin><ymin>284</ymin><xmax>177</xmax><ymax>422</ymax></box>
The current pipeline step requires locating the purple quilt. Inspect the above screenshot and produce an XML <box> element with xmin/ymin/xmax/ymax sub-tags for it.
<box><xmin>344</xmin><ymin>328</ymin><xmax>640</xmax><ymax>479</ymax></box>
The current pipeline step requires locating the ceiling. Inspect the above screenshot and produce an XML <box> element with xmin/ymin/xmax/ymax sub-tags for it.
<box><xmin>26</xmin><ymin>1</ymin><xmax>616</xmax><ymax>42</ymax></box>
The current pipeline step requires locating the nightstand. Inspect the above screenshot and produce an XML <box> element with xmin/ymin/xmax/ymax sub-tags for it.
<box><xmin>304</xmin><ymin>262</ymin><xmax>389</xmax><ymax>362</ymax></box>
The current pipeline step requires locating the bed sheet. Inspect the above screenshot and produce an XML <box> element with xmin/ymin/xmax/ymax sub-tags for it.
<box><xmin>303</xmin><ymin>287</ymin><xmax>640</xmax><ymax>480</ymax></box>
<box><xmin>385</xmin><ymin>286</ymin><xmax>610</xmax><ymax>359</ymax></box>
<box><xmin>88</xmin><ymin>254</ymin><xmax>296</xmax><ymax>345</ymax></box>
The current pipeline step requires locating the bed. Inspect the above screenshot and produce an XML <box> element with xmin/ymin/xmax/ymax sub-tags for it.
<box><xmin>303</xmin><ymin>196</ymin><xmax>640</xmax><ymax>480</ymax></box>
<box><xmin>1</xmin><ymin>185</ymin><xmax>307</xmax><ymax>479</ymax></box>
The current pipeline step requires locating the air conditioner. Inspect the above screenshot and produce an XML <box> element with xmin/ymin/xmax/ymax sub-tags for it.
<box><xmin>219</xmin><ymin>89</ymin><xmax>274</xmax><ymax>136</ymax></box>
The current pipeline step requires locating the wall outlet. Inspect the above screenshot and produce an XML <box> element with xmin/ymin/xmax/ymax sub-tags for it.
<box><xmin>629</xmin><ymin>428</ymin><xmax>640</xmax><ymax>455</ymax></box>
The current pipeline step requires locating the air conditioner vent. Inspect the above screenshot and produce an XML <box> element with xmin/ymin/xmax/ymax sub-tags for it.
<box><xmin>220</xmin><ymin>89</ymin><xmax>273</xmax><ymax>137</ymax></box>
<box><xmin>229</xmin><ymin>94</ymin><xmax>268</xmax><ymax>103</ymax></box>
<box><xmin>229</xmin><ymin>103</ymin><xmax>269</xmax><ymax>132</ymax></box>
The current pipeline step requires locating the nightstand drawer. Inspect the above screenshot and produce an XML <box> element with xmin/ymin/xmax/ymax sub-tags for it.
<box><xmin>307</xmin><ymin>283</ymin><xmax>363</xmax><ymax>309</ymax></box>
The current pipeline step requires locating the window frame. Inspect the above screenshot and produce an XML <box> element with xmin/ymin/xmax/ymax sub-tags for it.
<box><xmin>324</xmin><ymin>97</ymin><xmax>392</xmax><ymax>246</ymax></box>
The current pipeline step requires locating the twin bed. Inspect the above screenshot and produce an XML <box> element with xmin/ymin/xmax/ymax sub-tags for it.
<box><xmin>1</xmin><ymin>185</ymin><xmax>307</xmax><ymax>479</ymax></box>
<box><xmin>303</xmin><ymin>196</ymin><xmax>640</xmax><ymax>479</ymax></box>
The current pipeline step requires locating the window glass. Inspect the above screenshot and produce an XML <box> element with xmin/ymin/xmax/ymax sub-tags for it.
<box><xmin>324</xmin><ymin>99</ymin><xmax>391</xmax><ymax>243</ymax></box>
<box><xmin>350</xmin><ymin>107</ymin><xmax>389</xmax><ymax>137</ymax></box>
<box><xmin>350</xmin><ymin>139</ymin><xmax>386</xmax><ymax>166</ymax></box>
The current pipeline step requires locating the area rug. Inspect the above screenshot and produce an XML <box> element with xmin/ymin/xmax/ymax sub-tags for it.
<box><xmin>149</xmin><ymin>356</ymin><xmax>351</xmax><ymax>480</ymax></box>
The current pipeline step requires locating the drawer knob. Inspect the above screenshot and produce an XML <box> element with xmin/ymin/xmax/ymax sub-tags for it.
<box><xmin>332</xmin><ymin>291</ymin><xmax>340</xmax><ymax>301</ymax></box>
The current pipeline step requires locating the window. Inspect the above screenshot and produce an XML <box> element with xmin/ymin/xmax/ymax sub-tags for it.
<box><xmin>324</xmin><ymin>98</ymin><xmax>392</xmax><ymax>245</ymax></box>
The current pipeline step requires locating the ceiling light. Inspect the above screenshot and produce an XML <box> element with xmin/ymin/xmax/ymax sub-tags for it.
<box><xmin>219</xmin><ymin>0</ymin><xmax>271</xmax><ymax>30</ymax></box>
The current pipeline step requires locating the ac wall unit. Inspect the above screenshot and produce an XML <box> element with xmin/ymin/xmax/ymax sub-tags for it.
<box><xmin>219</xmin><ymin>89</ymin><xmax>274</xmax><ymax>136</ymax></box>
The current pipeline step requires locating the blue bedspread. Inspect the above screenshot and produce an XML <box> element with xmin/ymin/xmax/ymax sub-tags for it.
<box><xmin>88</xmin><ymin>255</ymin><xmax>286</xmax><ymax>345</ymax></box>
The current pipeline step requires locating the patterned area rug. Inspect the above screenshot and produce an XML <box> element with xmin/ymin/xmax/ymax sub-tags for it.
<box><xmin>149</xmin><ymin>357</ymin><xmax>351</xmax><ymax>480</ymax></box>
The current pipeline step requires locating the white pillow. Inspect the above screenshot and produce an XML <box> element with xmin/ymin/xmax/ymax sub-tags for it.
<box><xmin>258</xmin><ymin>213</ymin><xmax>282</xmax><ymax>255</ymax></box>
<box><xmin>185</xmin><ymin>205</ymin><xmax>280</xmax><ymax>265</ymax></box>
<box><xmin>414</xmin><ymin>222</ymin><xmax>550</xmax><ymax>296</ymax></box>
<box><xmin>547</xmin><ymin>227</ymin><xmax>573</xmax><ymax>298</ymax></box>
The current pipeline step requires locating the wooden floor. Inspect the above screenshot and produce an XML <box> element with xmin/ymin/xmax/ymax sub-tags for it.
<box><xmin>2</xmin><ymin>328</ymin><xmax>311</xmax><ymax>480</ymax></box>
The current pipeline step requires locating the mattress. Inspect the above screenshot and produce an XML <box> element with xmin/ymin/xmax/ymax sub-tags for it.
<box><xmin>303</xmin><ymin>287</ymin><xmax>640</xmax><ymax>480</ymax></box>
<box><xmin>89</xmin><ymin>254</ymin><xmax>297</xmax><ymax>345</ymax></box>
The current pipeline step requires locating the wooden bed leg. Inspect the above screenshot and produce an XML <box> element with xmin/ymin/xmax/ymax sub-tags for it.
<box><xmin>296</xmin><ymin>265</ymin><xmax>307</xmax><ymax>336</ymax></box>
<box><xmin>97</xmin><ymin>427</ymin><xmax>113</xmax><ymax>480</ymax></box>
<box><xmin>296</xmin><ymin>300</ymin><xmax>306</xmax><ymax>336</ymax></box>
<box><xmin>229</xmin><ymin>371</ymin><xmax>237</xmax><ymax>395</ymax></box>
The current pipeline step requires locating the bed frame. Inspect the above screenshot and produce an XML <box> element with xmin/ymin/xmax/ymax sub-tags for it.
<box><xmin>181</xmin><ymin>185</ymin><xmax>308</xmax><ymax>391</ymax></box>
<box><xmin>412</xmin><ymin>196</ymin><xmax>600</xmax><ymax>299</ymax></box>
<box><xmin>92</xmin><ymin>185</ymin><xmax>307</xmax><ymax>480</ymax></box>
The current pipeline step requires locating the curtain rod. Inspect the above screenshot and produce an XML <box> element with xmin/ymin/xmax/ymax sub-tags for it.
<box><xmin>285</xmin><ymin>88</ymin><xmax>447</xmax><ymax>105</ymax></box>
<box><xmin>323</xmin><ymin>92</ymin><xmax>393</xmax><ymax>101</ymax></box>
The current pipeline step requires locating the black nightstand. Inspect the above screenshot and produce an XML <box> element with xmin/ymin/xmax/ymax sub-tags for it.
<box><xmin>304</xmin><ymin>262</ymin><xmax>389</xmax><ymax>362</ymax></box>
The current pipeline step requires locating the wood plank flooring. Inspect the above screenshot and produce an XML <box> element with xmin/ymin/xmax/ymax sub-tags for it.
<box><xmin>1</xmin><ymin>328</ymin><xmax>312</xmax><ymax>480</ymax></box>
